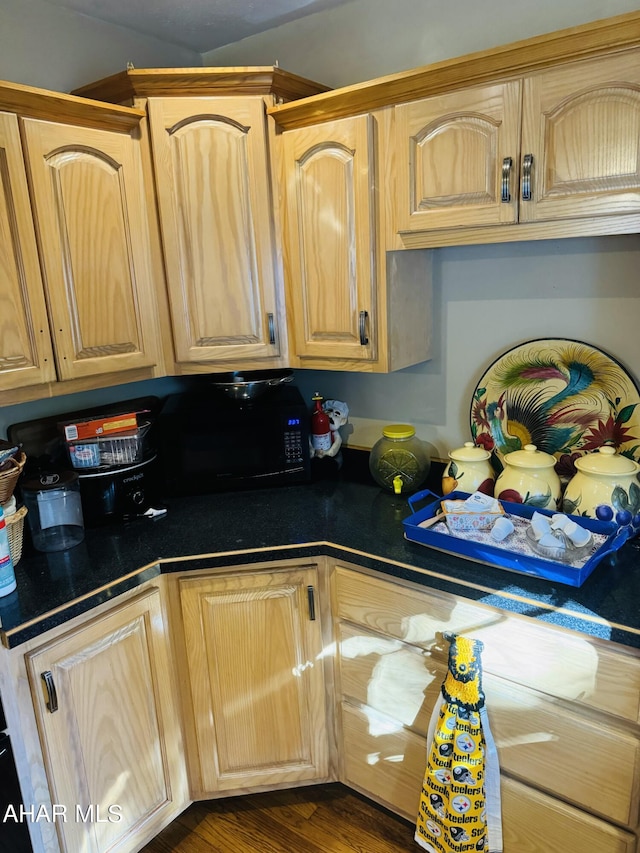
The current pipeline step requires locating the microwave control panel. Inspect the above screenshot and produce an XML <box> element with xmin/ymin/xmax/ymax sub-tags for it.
<box><xmin>283</xmin><ymin>417</ymin><xmax>305</xmax><ymax>466</ymax></box>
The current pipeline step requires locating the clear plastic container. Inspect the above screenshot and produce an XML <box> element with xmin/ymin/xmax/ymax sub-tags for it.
<box><xmin>66</xmin><ymin>422</ymin><xmax>150</xmax><ymax>470</ymax></box>
<box><xmin>369</xmin><ymin>424</ymin><xmax>430</xmax><ymax>494</ymax></box>
<box><xmin>22</xmin><ymin>471</ymin><xmax>85</xmax><ymax>552</ymax></box>
<box><xmin>0</xmin><ymin>506</ymin><xmax>16</xmax><ymax>597</ymax></box>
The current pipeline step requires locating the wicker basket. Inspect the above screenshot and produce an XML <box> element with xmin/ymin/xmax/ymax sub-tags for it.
<box><xmin>6</xmin><ymin>505</ymin><xmax>27</xmax><ymax>566</ymax></box>
<box><xmin>0</xmin><ymin>452</ymin><xmax>26</xmax><ymax>504</ymax></box>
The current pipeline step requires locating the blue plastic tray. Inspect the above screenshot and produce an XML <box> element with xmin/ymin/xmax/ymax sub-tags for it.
<box><xmin>403</xmin><ymin>490</ymin><xmax>632</xmax><ymax>587</ymax></box>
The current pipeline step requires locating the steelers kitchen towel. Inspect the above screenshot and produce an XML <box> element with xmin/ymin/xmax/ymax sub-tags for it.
<box><xmin>415</xmin><ymin>634</ymin><xmax>502</xmax><ymax>853</ymax></box>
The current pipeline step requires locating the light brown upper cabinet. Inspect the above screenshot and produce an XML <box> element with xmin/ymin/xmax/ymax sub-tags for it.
<box><xmin>147</xmin><ymin>96</ymin><xmax>282</xmax><ymax>365</ymax></box>
<box><xmin>395</xmin><ymin>82</ymin><xmax>522</xmax><ymax>233</ymax></box>
<box><xmin>283</xmin><ymin>115</ymin><xmax>377</xmax><ymax>364</ymax></box>
<box><xmin>395</xmin><ymin>49</ymin><xmax>640</xmax><ymax>240</ymax></box>
<box><xmin>73</xmin><ymin>68</ymin><xmax>331</xmax><ymax>372</ymax></box>
<box><xmin>520</xmin><ymin>50</ymin><xmax>640</xmax><ymax>223</ymax></box>
<box><xmin>0</xmin><ymin>111</ymin><xmax>56</xmax><ymax>392</ymax></box>
<box><xmin>23</xmin><ymin>118</ymin><xmax>161</xmax><ymax>380</ymax></box>
<box><xmin>0</xmin><ymin>81</ymin><xmax>163</xmax><ymax>400</ymax></box>
<box><xmin>281</xmin><ymin>113</ymin><xmax>432</xmax><ymax>371</ymax></box>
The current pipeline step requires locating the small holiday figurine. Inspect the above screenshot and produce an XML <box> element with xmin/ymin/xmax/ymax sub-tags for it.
<box><xmin>310</xmin><ymin>394</ymin><xmax>349</xmax><ymax>459</ymax></box>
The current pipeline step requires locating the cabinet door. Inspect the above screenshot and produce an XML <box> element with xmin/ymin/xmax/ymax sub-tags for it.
<box><xmin>521</xmin><ymin>50</ymin><xmax>640</xmax><ymax>222</ymax></box>
<box><xmin>0</xmin><ymin>112</ymin><xmax>55</xmax><ymax>390</ymax></box>
<box><xmin>395</xmin><ymin>82</ymin><xmax>522</xmax><ymax>231</ymax></box>
<box><xmin>26</xmin><ymin>588</ymin><xmax>187</xmax><ymax>853</ymax></box>
<box><xmin>21</xmin><ymin>118</ymin><xmax>159</xmax><ymax>380</ymax></box>
<box><xmin>148</xmin><ymin>97</ymin><xmax>281</xmax><ymax>364</ymax></box>
<box><xmin>283</xmin><ymin>115</ymin><xmax>376</xmax><ymax>363</ymax></box>
<box><xmin>179</xmin><ymin>566</ymin><xmax>328</xmax><ymax>793</ymax></box>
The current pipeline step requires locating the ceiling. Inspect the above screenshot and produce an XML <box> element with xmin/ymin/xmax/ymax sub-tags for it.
<box><xmin>40</xmin><ymin>0</ymin><xmax>354</xmax><ymax>54</ymax></box>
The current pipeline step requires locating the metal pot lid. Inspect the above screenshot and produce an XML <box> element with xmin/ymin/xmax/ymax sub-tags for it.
<box><xmin>574</xmin><ymin>445</ymin><xmax>639</xmax><ymax>475</ymax></box>
<box><xmin>210</xmin><ymin>369</ymin><xmax>293</xmax><ymax>387</ymax></box>
<box><xmin>449</xmin><ymin>441</ymin><xmax>491</xmax><ymax>462</ymax></box>
<box><xmin>22</xmin><ymin>470</ymin><xmax>79</xmax><ymax>491</ymax></box>
<box><xmin>503</xmin><ymin>443</ymin><xmax>557</xmax><ymax>469</ymax></box>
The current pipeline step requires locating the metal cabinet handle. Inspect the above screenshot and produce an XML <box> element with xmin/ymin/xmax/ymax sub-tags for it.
<box><xmin>359</xmin><ymin>310</ymin><xmax>369</xmax><ymax>346</ymax></box>
<box><xmin>307</xmin><ymin>585</ymin><xmax>316</xmax><ymax>621</ymax></box>
<box><xmin>41</xmin><ymin>671</ymin><xmax>58</xmax><ymax>713</ymax></box>
<box><xmin>501</xmin><ymin>157</ymin><xmax>512</xmax><ymax>203</ymax></box>
<box><xmin>267</xmin><ymin>312</ymin><xmax>276</xmax><ymax>346</ymax></box>
<box><xmin>521</xmin><ymin>153</ymin><xmax>534</xmax><ymax>201</ymax></box>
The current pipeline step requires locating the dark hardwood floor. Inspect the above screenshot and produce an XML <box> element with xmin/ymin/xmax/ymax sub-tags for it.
<box><xmin>141</xmin><ymin>784</ymin><xmax>417</xmax><ymax>852</ymax></box>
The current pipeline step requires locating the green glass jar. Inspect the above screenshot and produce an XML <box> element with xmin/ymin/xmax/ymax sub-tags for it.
<box><xmin>369</xmin><ymin>424</ymin><xmax>430</xmax><ymax>494</ymax></box>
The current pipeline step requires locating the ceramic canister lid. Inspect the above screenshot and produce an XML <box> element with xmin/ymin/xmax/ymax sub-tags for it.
<box><xmin>449</xmin><ymin>441</ymin><xmax>491</xmax><ymax>462</ymax></box>
<box><xmin>574</xmin><ymin>445</ymin><xmax>640</xmax><ymax>475</ymax></box>
<box><xmin>503</xmin><ymin>443</ymin><xmax>557</xmax><ymax>469</ymax></box>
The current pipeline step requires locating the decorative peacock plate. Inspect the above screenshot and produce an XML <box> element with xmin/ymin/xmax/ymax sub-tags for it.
<box><xmin>470</xmin><ymin>338</ymin><xmax>640</xmax><ymax>481</ymax></box>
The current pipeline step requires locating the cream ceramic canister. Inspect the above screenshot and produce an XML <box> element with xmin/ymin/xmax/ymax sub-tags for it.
<box><xmin>442</xmin><ymin>442</ymin><xmax>495</xmax><ymax>496</ymax></box>
<box><xmin>562</xmin><ymin>446</ymin><xmax>640</xmax><ymax>520</ymax></box>
<box><xmin>495</xmin><ymin>443</ymin><xmax>561</xmax><ymax>510</ymax></box>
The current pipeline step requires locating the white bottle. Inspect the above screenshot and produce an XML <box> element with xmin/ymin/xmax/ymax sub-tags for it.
<box><xmin>0</xmin><ymin>506</ymin><xmax>17</xmax><ymax>597</ymax></box>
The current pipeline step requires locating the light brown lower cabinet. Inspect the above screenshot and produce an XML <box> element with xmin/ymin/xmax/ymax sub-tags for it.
<box><xmin>8</xmin><ymin>559</ymin><xmax>640</xmax><ymax>853</ymax></box>
<box><xmin>332</xmin><ymin>563</ymin><xmax>640</xmax><ymax>852</ymax></box>
<box><xmin>342</xmin><ymin>702</ymin><xmax>636</xmax><ymax>852</ymax></box>
<box><xmin>24</xmin><ymin>587</ymin><xmax>188</xmax><ymax>853</ymax></box>
<box><xmin>177</xmin><ymin>564</ymin><xmax>330</xmax><ymax>796</ymax></box>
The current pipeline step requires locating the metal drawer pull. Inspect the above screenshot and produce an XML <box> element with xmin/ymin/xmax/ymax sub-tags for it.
<box><xmin>307</xmin><ymin>585</ymin><xmax>316</xmax><ymax>621</ymax></box>
<box><xmin>267</xmin><ymin>312</ymin><xmax>276</xmax><ymax>345</ymax></box>
<box><xmin>41</xmin><ymin>670</ymin><xmax>58</xmax><ymax>713</ymax></box>
<box><xmin>501</xmin><ymin>157</ymin><xmax>512</xmax><ymax>202</ymax></box>
<box><xmin>522</xmin><ymin>153</ymin><xmax>534</xmax><ymax>201</ymax></box>
<box><xmin>359</xmin><ymin>310</ymin><xmax>369</xmax><ymax>346</ymax></box>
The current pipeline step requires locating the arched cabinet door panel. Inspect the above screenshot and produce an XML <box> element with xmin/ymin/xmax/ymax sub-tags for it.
<box><xmin>395</xmin><ymin>82</ymin><xmax>522</xmax><ymax>231</ymax></box>
<box><xmin>283</xmin><ymin>114</ymin><xmax>377</xmax><ymax>363</ymax></box>
<box><xmin>21</xmin><ymin>118</ymin><xmax>159</xmax><ymax>381</ymax></box>
<box><xmin>148</xmin><ymin>97</ymin><xmax>281</xmax><ymax>364</ymax></box>
<box><xmin>521</xmin><ymin>49</ymin><xmax>640</xmax><ymax>222</ymax></box>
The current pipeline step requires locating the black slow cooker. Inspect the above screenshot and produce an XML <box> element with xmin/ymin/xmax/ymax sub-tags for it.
<box><xmin>77</xmin><ymin>454</ymin><xmax>160</xmax><ymax>526</ymax></box>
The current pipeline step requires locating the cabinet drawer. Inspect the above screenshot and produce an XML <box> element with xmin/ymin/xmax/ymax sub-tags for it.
<box><xmin>487</xmin><ymin>675</ymin><xmax>640</xmax><ymax>827</ymax></box>
<box><xmin>338</xmin><ymin>622</ymin><xmax>640</xmax><ymax>826</ymax></box>
<box><xmin>341</xmin><ymin>701</ymin><xmax>426</xmax><ymax>818</ymax></box>
<box><xmin>334</xmin><ymin>566</ymin><xmax>640</xmax><ymax>722</ymax></box>
<box><xmin>341</xmin><ymin>703</ymin><xmax>636</xmax><ymax>853</ymax></box>
<box><xmin>337</xmin><ymin>623</ymin><xmax>440</xmax><ymax>736</ymax></box>
<box><xmin>501</xmin><ymin>777</ymin><xmax>637</xmax><ymax>853</ymax></box>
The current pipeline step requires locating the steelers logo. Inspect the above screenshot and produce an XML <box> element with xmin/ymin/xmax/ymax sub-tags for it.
<box><xmin>451</xmin><ymin>795</ymin><xmax>472</xmax><ymax>814</ymax></box>
<box><xmin>434</xmin><ymin>768</ymin><xmax>452</xmax><ymax>784</ymax></box>
<box><xmin>426</xmin><ymin>820</ymin><xmax>442</xmax><ymax>836</ymax></box>
<box><xmin>456</xmin><ymin>733</ymin><xmax>475</xmax><ymax>753</ymax></box>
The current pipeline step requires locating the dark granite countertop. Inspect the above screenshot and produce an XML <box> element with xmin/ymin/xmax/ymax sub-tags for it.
<box><xmin>2</xmin><ymin>477</ymin><xmax>640</xmax><ymax>649</ymax></box>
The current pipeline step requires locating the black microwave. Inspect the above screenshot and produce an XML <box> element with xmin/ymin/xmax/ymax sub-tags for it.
<box><xmin>157</xmin><ymin>384</ymin><xmax>311</xmax><ymax>495</ymax></box>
